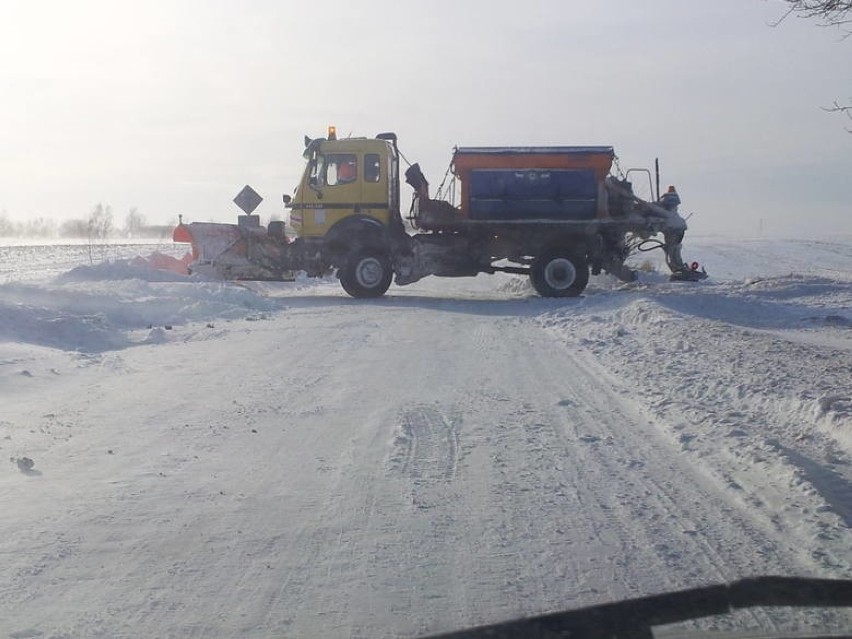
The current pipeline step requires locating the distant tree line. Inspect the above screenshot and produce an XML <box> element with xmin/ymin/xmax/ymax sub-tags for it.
<box><xmin>0</xmin><ymin>205</ymin><xmax>176</xmax><ymax>239</ymax></box>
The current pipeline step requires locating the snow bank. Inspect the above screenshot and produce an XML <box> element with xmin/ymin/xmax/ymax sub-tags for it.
<box><xmin>0</xmin><ymin>250</ymin><xmax>283</xmax><ymax>352</ymax></box>
<box><xmin>540</xmin><ymin>269</ymin><xmax>851</xmax><ymax>575</ymax></box>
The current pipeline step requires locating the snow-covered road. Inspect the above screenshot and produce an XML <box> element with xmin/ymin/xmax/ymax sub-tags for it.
<box><xmin>0</xmin><ymin>238</ymin><xmax>850</xmax><ymax>638</ymax></box>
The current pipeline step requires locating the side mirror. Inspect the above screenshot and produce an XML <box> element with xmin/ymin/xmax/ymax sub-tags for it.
<box><xmin>282</xmin><ymin>194</ymin><xmax>292</xmax><ymax>205</ymax></box>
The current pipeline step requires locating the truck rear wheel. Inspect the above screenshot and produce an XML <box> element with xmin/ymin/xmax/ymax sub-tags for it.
<box><xmin>530</xmin><ymin>251</ymin><xmax>589</xmax><ymax>297</ymax></box>
<box><xmin>339</xmin><ymin>249</ymin><xmax>392</xmax><ymax>298</ymax></box>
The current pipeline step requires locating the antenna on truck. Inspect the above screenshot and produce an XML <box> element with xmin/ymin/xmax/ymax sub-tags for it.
<box><xmin>655</xmin><ymin>158</ymin><xmax>661</xmax><ymax>202</ymax></box>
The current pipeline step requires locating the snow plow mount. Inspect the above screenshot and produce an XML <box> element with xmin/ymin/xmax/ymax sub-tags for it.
<box><xmin>606</xmin><ymin>178</ymin><xmax>708</xmax><ymax>283</ymax></box>
<box><xmin>636</xmin><ymin>236</ymin><xmax>708</xmax><ymax>282</ymax></box>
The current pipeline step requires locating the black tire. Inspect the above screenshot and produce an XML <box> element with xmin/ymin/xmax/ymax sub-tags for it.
<box><xmin>529</xmin><ymin>250</ymin><xmax>589</xmax><ymax>297</ymax></box>
<box><xmin>338</xmin><ymin>248</ymin><xmax>393</xmax><ymax>298</ymax></box>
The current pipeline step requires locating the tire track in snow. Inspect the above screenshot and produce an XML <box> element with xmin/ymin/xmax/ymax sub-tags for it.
<box><xmin>477</xmin><ymin>330</ymin><xmax>847</xmax><ymax>633</ymax></box>
<box><xmin>392</xmin><ymin>405</ymin><xmax>461</xmax><ymax>484</ymax></box>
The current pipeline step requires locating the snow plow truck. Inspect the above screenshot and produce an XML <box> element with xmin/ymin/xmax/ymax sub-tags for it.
<box><xmin>173</xmin><ymin>127</ymin><xmax>706</xmax><ymax>298</ymax></box>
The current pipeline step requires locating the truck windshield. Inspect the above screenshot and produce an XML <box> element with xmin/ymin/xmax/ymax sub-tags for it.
<box><xmin>308</xmin><ymin>153</ymin><xmax>324</xmax><ymax>188</ymax></box>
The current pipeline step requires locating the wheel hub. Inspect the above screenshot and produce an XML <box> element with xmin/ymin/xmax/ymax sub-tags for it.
<box><xmin>356</xmin><ymin>258</ymin><xmax>383</xmax><ymax>288</ymax></box>
<box><xmin>544</xmin><ymin>258</ymin><xmax>577</xmax><ymax>289</ymax></box>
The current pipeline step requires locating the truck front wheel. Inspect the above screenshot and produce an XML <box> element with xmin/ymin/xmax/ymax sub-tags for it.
<box><xmin>530</xmin><ymin>251</ymin><xmax>589</xmax><ymax>297</ymax></box>
<box><xmin>338</xmin><ymin>249</ymin><xmax>393</xmax><ymax>298</ymax></box>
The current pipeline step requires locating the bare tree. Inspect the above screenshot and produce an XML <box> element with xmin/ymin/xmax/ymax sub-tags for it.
<box><xmin>0</xmin><ymin>210</ymin><xmax>14</xmax><ymax>237</ymax></box>
<box><xmin>823</xmin><ymin>99</ymin><xmax>852</xmax><ymax>132</ymax></box>
<box><xmin>88</xmin><ymin>203</ymin><xmax>113</xmax><ymax>239</ymax></box>
<box><xmin>124</xmin><ymin>207</ymin><xmax>146</xmax><ymax>237</ymax></box>
<box><xmin>87</xmin><ymin>203</ymin><xmax>114</xmax><ymax>263</ymax></box>
<box><xmin>59</xmin><ymin>218</ymin><xmax>89</xmax><ymax>238</ymax></box>
<box><xmin>776</xmin><ymin>0</ymin><xmax>852</xmax><ymax>28</ymax></box>
<box><xmin>773</xmin><ymin>1</ymin><xmax>852</xmax><ymax>131</ymax></box>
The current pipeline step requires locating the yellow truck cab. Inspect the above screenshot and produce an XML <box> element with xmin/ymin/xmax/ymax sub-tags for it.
<box><xmin>289</xmin><ymin>131</ymin><xmax>401</xmax><ymax>239</ymax></box>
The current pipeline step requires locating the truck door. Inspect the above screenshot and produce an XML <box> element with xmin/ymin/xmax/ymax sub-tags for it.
<box><xmin>360</xmin><ymin>151</ymin><xmax>392</xmax><ymax>227</ymax></box>
<box><xmin>298</xmin><ymin>152</ymin><xmax>363</xmax><ymax>236</ymax></box>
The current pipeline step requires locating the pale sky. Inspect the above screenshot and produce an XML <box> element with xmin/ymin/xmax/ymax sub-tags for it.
<box><xmin>1</xmin><ymin>0</ymin><xmax>850</xmax><ymax>237</ymax></box>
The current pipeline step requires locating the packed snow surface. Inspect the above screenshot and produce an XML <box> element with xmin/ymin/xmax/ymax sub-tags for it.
<box><xmin>0</xmin><ymin>236</ymin><xmax>850</xmax><ymax>638</ymax></box>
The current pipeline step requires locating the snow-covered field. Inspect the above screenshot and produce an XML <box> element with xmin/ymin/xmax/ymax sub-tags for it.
<box><xmin>0</xmin><ymin>236</ymin><xmax>850</xmax><ymax>638</ymax></box>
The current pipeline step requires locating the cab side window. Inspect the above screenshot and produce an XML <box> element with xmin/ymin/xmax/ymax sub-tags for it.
<box><xmin>325</xmin><ymin>153</ymin><xmax>358</xmax><ymax>186</ymax></box>
<box><xmin>364</xmin><ymin>154</ymin><xmax>381</xmax><ymax>183</ymax></box>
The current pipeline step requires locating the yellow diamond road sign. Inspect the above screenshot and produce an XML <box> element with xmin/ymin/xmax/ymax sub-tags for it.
<box><xmin>234</xmin><ymin>185</ymin><xmax>263</xmax><ymax>214</ymax></box>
